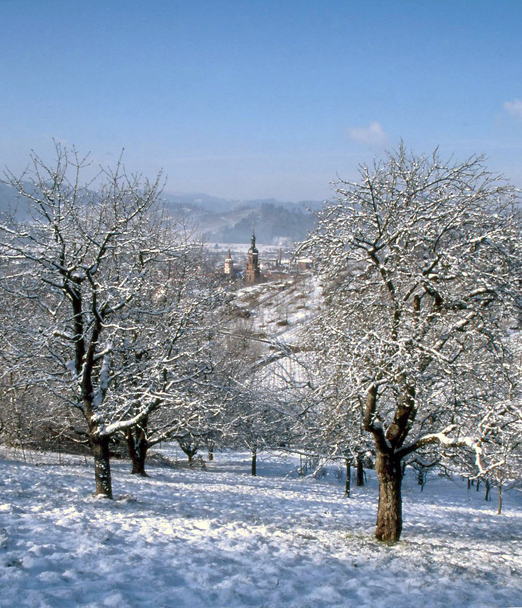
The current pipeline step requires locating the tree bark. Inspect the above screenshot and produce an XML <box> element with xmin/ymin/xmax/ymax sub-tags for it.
<box><xmin>374</xmin><ymin>451</ymin><xmax>402</xmax><ymax>542</ymax></box>
<box><xmin>92</xmin><ymin>435</ymin><xmax>113</xmax><ymax>498</ymax></box>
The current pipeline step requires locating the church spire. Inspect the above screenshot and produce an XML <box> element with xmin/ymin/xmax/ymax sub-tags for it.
<box><xmin>249</xmin><ymin>224</ymin><xmax>257</xmax><ymax>253</ymax></box>
<box><xmin>245</xmin><ymin>227</ymin><xmax>261</xmax><ymax>284</ymax></box>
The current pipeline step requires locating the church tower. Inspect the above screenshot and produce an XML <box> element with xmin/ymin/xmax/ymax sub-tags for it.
<box><xmin>245</xmin><ymin>229</ymin><xmax>261</xmax><ymax>284</ymax></box>
<box><xmin>224</xmin><ymin>249</ymin><xmax>235</xmax><ymax>276</ymax></box>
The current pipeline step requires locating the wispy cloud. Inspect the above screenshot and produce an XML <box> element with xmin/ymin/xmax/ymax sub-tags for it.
<box><xmin>503</xmin><ymin>99</ymin><xmax>522</xmax><ymax>123</ymax></box>
<box><xmin>348</xmin><ymin>121</ymin><xmax>388</xmax><ymax>145</ymax></box>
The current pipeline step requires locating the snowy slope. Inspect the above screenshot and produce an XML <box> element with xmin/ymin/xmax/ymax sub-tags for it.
<box><xmin>0</xmin><ymin>448</ymin><xmax>521</xmax><ymax>608</ymax></box>
<box><xmin>232</xmin><ymin>275</ymin><xmax>319</xmax><ymax>342</ymax></box>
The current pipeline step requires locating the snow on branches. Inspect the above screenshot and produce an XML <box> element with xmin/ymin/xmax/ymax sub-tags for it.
<box><xmin>299</xmin><ymin>143</ymin><xmax>522</xmax><ymax>541</ymax></box>
<box><xmin>0</xmin><ymin>144</ymin><xmax>220</xmax><ymax>496</ymax></box>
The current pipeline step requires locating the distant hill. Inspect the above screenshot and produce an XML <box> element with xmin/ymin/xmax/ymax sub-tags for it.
<box><xmin>0</xmin><ymin>184</ymin><xmax>321</xmax><ymax>245</ymax></box>
<box><xmin>162</xmin><ymin>193</ymin><xmax>321</xmax><ymax>245</ymax></box>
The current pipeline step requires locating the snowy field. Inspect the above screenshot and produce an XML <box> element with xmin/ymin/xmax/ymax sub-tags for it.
<box><xmin>0</xmin><ymin>448</ymin><xmax>521</xmax><ymax>608</ymax></box>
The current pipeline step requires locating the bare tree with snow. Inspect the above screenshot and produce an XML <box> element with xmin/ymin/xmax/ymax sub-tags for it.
<box><xmin>0</xmin><ymin>145</ymin><xmax>216</xmax><ymax>497</ymax></box>
<box><xmin>299</xmin><ymin>144</ymin><xmax>522</xmax><ymax>541</ymax></box>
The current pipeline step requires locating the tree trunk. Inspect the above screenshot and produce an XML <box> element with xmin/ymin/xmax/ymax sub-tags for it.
<box><xmin>251</xmin><ymin>447</ymin><xmax>257</xmax><ymax>476</ymax></box>
<box><xmin>132</xmin><ymin>438</ymin><xmax>148</xmax><ymax>476</ymax></box>
<box><xmin>356</xmin><ymin>455</ymin><xmax>365</xmax><ymax>487</ymax></box>
<box><xmin>497</xmin><ymin>471</ymin><xmax>503</xmax><ymax>515</ymax></box>
<box><xmin>92</xmin><ymin>435</ymin><xmax>113</xmax><ymax>498</ymax></box>
<box><xmin>126</xmin><ymin>427</ymin><xmax>149</xmax><ymax>476</ymax></box>
<box><xmin>345</xmin><ymin>459</ymin><xmax>351</xmax><ymax>497</ymax></box>
<box><xmin>374</xmin><ymin>451</ymin><xmax>402</xmax><ymax>542</ymax></box>
<box><xmin>484</xmin><ymin>479</ymin><xmax>491</xmax><ymax>501</ymax></box>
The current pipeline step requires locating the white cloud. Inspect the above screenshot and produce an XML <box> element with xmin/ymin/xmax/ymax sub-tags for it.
<box><xmin>348</xmin><ymin>121</ymin><xmax>388</xmax><ymax>145</ymax></box>
<box><xmin>503</xmin><ymin>99</ymin><xmax>522</xmax><ymax>122</ymax></box>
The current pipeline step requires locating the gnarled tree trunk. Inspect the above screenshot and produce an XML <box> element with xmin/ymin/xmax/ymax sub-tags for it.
<box><xmin>374</xmin><ymin>450</ymin><xmax>402</xmax><ymax>542</ymax></box>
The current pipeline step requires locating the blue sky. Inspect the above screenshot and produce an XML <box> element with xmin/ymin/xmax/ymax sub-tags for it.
<box><xmin>1</xmin><ymin>0</ymin><xmax>522</xmax><ymax>201</ymax></box>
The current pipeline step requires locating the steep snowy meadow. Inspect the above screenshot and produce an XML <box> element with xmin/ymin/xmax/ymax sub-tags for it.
<box><xmin>0</xmin><ymin>448</ymin><xmax>521</xmax><ymax>608</ymax></box>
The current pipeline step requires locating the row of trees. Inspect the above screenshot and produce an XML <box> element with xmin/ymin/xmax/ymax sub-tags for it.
<box><xmin>1</xmin><ymin>143</ymin><xmax>521</xmax><ymax>543</ymax></box>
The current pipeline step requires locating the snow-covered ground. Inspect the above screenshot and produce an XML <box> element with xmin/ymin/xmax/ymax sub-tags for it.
<box><xmin>1</xmin><ymin>447</ymin><xmax>521</xmax><ymax>608</ymax></box>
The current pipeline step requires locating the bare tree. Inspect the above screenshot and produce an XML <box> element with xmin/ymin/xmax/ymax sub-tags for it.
<box><xmin>0</xmin><ymin>145</ymin><xmax>210</xmax><ymax>497</ymax></box>
<box><xmin>117</xmin><ymin>251</ymin><xmax>224</xmax><ymax>477</ymax></box>
<box><xmin>299</xmin><ymin>144</ymin><xmax>522</xmax><ymax>541</ymax></box>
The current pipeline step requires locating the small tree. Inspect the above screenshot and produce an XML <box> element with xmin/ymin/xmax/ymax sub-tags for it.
<box><xmin>299</xmin><ymin>144</ymin><xmax>522</xmax><ymax>541</ymax></box>
<box><xmin>117</xmin><ymin>259</ymin><xmax>224</xmax><ymax>477</ymax></box>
